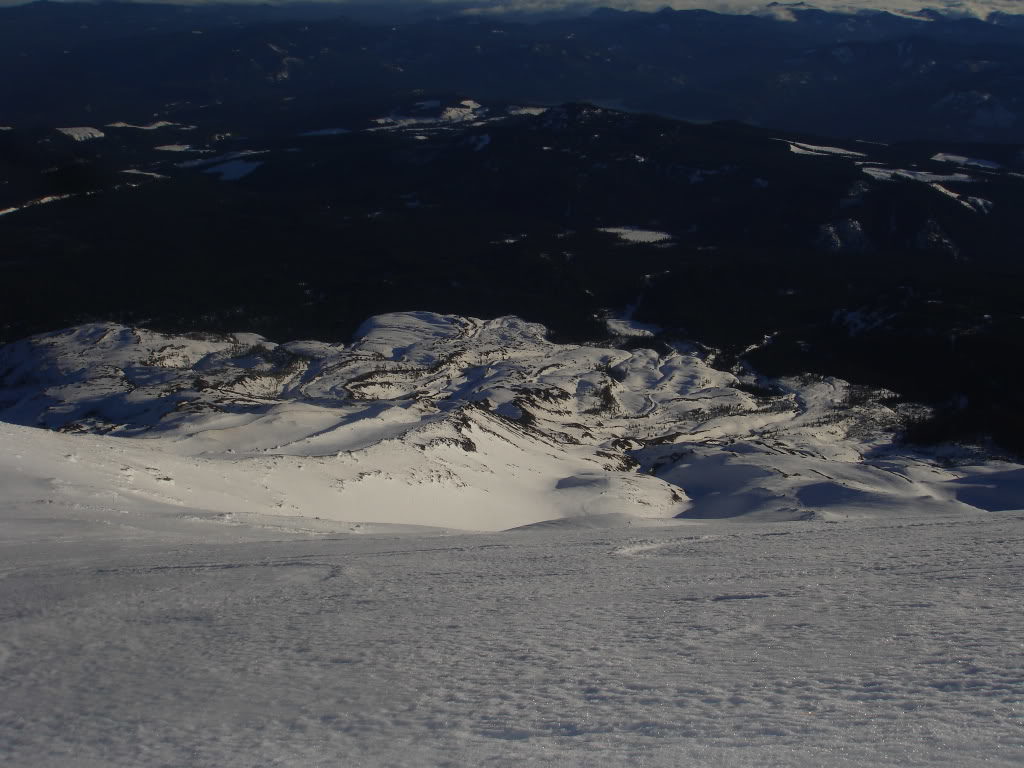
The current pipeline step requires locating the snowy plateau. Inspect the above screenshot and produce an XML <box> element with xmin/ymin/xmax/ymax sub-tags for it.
<box><xmin>1</xmin><ymin>312</ymin><xmax>1022</xmax><ymax>766</ymax></box>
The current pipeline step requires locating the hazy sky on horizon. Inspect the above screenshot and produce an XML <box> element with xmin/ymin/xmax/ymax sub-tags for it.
<box><xmin>0</xmin><ymin>0</ymin><xmax>1019</xmax><ymax>19</ymax></box>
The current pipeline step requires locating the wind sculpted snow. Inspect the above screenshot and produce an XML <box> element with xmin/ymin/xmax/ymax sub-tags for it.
<box><xmin>1</xmin><ymin>312</ymin><xmax>1020</xmax><ymax>532</ymax></box>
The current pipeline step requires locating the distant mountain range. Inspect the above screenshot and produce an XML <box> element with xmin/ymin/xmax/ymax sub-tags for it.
<box><xmin>4</xmin><ymin>1</ymin><xmax>1024</xmax><ymax>21</ymax></box>
<box><xmin>2</xmin><ymin>91</ymin><xmax>1023</xmax><ymax>453</ymax></box>
<box><xmin>2</xmin><ymin>2</ymin><xmax>1024</xmax><ymax>455</ymax></box>
<box><xmin>3</xmin><ymin>2</ymin><xmax>1024</xmax><ymax>141</ymax></box>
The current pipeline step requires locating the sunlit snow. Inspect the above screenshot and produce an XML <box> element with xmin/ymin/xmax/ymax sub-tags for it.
<box><xmin>785</xmin><ymin>141</ymin><xmax>867</xmax><ymax>158</ymax></box>
<box><xmin>372</xmin><ymin>99</ymin><xmax>489</xmax><ymax>131</ymax></box>
<box><xmin>121</xmin><ymin>169</ymin><xmax>169</xmax><ymax>180</ymax></box>
<box><xmin>507</xmin><ymin>106</ymin><xmax>550</xmax><ymax>116</ymax></box>
<box><xmin>605</xmin><ymin>317</ymin><xmax>663</xmax><ymax>337</ymax></box>
<box><xmin>861</xmin><ymin>166</ymin><xmax>974</xmax><ymax>183</ymax></box>
<box><xmin>0</xmin><ymin>193</ymin><xmax>75</xmax><ymax>218</ymax></box>
<box><xmin>929</xmin><ymin>182</ymin><xmax>979</xmax><ymax>210</ymax></box>
<box><xmin>599</xmin><ymin>226</ymin><xmax>673</xmax><ymax>244</ymax></box>
<box><xmin>57</xmin><ymin>126</ymin><xmax>104</xmax><ymax>141</ymax></box>
<box><xmin>931</xmin><ymin>152</ymin><xmax>1002</xmax><ymax>170</ymax></box>
<box><xmin>2</xmin><ymin>313</ymin><xmax>1018</xmax><ymax>530</ymax></box>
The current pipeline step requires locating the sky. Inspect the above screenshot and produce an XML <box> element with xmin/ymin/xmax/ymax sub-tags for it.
<box><xmin>0</xmin><ymin>0</ymin><xmax>1021</xmax><ymax>18</ymax></box>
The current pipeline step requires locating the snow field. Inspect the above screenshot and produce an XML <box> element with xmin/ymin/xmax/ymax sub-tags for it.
<box><xmin>785</xmin><ymin>141</ymin><xmax>867</xmax><ymax>159</ymax></box>
<box><xmin>56</xmin><ymin>127</ymin><xmax>104</xmax><ymax>142</ymax></box>
<box><xmin>0</xmin><ymin>510</ymin><xmax>1021</xmax><ymax>767</ymax></box>
<box><xmin>1</xmin><ymin>312</ymin><xmax>1023</xmax><ymax>767</ymax></box>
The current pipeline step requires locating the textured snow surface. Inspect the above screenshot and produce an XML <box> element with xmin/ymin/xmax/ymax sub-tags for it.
<box><xmin>1</xmin><ymin>312</ymin><xmax>1023</xmax><ymax>766</ymax></box>
<box><xmin>0</xmin><ymin>504</ymin><xmax>1022</xmax><ymax>767</ymax></box>
<box><xmin>0</xmin><ymin>193</ymin><xmax>75</xmax><ymax>218</ymax></box>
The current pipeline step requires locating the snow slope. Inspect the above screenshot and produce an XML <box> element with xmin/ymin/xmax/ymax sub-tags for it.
<box><xmin>2</xmin><ymin>312</ymin><xmax>1023</xmax><ymax>767</ymax></box>
<box><xmin>0</xmin><ymin>505</ymin><xmax>1021</xmax><ymax>767</ymax></box>
<box><xmin>1</xmin><ymin>313</ymin><xmax>1020</xmax><ymax>532</ymax></box>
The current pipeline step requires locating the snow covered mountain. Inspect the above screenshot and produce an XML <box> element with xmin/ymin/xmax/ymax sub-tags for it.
<box><xmin>5</xmin><ymin>2</ymin><xmax>1024</xmax><ymax>142</ymax></box>
<box><xmin>3</xmin><ymin>5</ymin><xmax>1023</xmax><ymax>766</ymax></box>
<box><xmin>3</xmin><ymin>312</ymin><xmax>1020</xmax><ymax>533</ymax></box>
<box><xmin>462</xmin><ymin>1</ymin><xmax>1024</xmax><ymax>19</ymax></box>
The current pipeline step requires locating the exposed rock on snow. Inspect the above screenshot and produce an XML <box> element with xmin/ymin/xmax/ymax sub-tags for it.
<box><xmin>2</xmin><ymin>482</ymin><xmax>1021</xmax><ymax>768</ymax></box>
<box><xmin>1</xmin><ymin>313</ymin><xmax>1018</xmax><ymax>531</ymax></box>
<box><xmin>371</xmin><ymin>99</ymin><xmax>489</xmax><ymax>132</ymax></box>
<box><xmin>605</xmin><ymin>317</ymin><xmax>663</xmax><ymax>337</ymax></box>
<box><xmin>817</xmin><ymin>218</ymin><xmax>871</xmax><ymax>253</ymax></box>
